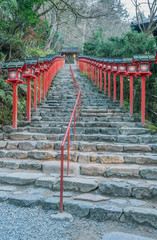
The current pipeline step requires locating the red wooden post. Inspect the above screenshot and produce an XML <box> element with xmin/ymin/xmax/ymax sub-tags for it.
<box><xmin>42</xmin><ymin>71</ymin><xmax>45</xmax><ymax>99</ymax></box>
<box><xmin>13</xmin><ymin>83</ymin><xmax>17</xmax><ymax>129</ymax></box>
<box><xmin>67</xmin><ymin>130</ymin><xmax>70</xmax><ymax>175</ymax></box>
<box><xmin>27</xmin><ymin>78</ymin><xmax>31</xmax><ymax>121</ymax></box>
<box><xmin>113</xmin><ymin>73</ymin><xmax>117</xmax><ymax>102</ymax></box>
<box><xmin>34</xmin><ymin>76</ymin><xmax>37</xmax><ymax>110</ymax></box>
<box><xmin>60</xmin><ymin>145</ymin><xmax>64</xmax><ymax>212</ymax></box>
<box><xmin>104</xmin><ymin>71</ymin><xmax>106</xmax><ymax>94</ymax></box>
<box><xmin>141</xmin><ymin>76</ymin><xmax>145</xmax><ymax>125</ymax></box>
<box><xmin>97</xmin><ymin>68</ymin><xmax>99</xmax><ymax>88</ymax></box>
<box><xmin>38</xmin><ymin>74</ymin><xmax>41</xmax><ymax>103</ymax></box>
<box><xmin>108</xmin><ymin>72</ymin><xmax>111</xmax><ymax>98</ymax></box>
<box><xmin>120</xmin><ymin>74</ymin><xmax>123</xmax><ymax>107</ymax></box>
<box><xmin>130</xmin><ymin>75</ymin><xmax>134</xmax><ymax>116</ymax></box>
<box><xmin>100</xmin><ymin>68</ymin><xmax>102</xmax><ymax>91</ymax></box>
<box><xmin>95</xmin><ymin>66</ymin><xmax>97</xmax><ymax>85</ymax></box>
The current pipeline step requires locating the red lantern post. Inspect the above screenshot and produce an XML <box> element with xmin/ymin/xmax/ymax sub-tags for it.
<box><xmin>125</xmin><ymin>58</ymin><xmax>137</xmax><ymax>116</ymax></box>
<box><xmin>23</xmin><ymin>60</ymin><xmax>36</xmax><ymax>121</ymax></box>
<box><xmin>117</xmin><ymin>62</ymin><xmax>126</xmax><ymax>108</ymax></box>
<box><xmin>133</xmin><ymin>55</ymin><xmax>155</xmax><ymax>125</ymax></box>
<box><xmin>3</xmin><ymin>61</ymin><xmax>26</xmax><ymax>128</ymax></box>
<box><xmin>106</xmin><ymin>61</ymin><xmax>112</xmax><ymax>99</ymax></box>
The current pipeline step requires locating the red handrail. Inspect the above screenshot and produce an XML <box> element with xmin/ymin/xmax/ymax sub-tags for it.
<box><xmin>60</xmin><ymin>64</ymin><xmax>81</xmax><ymax>213</ymax></box>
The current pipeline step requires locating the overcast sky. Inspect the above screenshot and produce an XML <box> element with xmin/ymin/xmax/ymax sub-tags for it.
<box><xmin>121</xmin><ymin>0</ymin><xmax>151</xmax><ymax>18</ymax></box>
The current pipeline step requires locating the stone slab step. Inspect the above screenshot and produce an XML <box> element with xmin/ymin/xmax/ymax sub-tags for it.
<box><xmin>1</xmin><ymin>140</ymin><xmax>156</xmax><ymax>153</ymax></box>
<box><xmin>6</xmin><ymin>132</ymin><xmax>157</xmax><ymax>144</ymax></box>
<box><xmin>1</xmin><ymin>147</ymin><xmax>157</xmax><ymax>165</ymax></box>
<box><xmin>0</xmin><ymin>180</ymin><xmax>156</xmax><ymax>229</ymax></box>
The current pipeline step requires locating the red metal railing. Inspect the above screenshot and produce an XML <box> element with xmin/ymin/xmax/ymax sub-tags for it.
<box><xmin>60</xmin><ymin>64</ymin><xmax>81</xmax><ymax>213</ymax></box>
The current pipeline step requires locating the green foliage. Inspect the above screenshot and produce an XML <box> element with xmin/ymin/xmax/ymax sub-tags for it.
<box><xmin>0</xmin><ymin>0</ymin><xmax>51</xmax><ymax>60</ymax></box>
<box><xmin>84</xmin><ymin>29</ymin><xmax>156</xmax><ymax>57</ymax></box>
<box><xmin>27</xmin><ymin>47</ymin><xmax>51</xmax><ymax>57</ymax></box>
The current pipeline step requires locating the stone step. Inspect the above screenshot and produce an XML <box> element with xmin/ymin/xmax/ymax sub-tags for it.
<box><xmin>0</xmin><ymin>181</ymin><xmax>156</xmax><ymax>229</ymax></box>
<box><xmin>6</xmin><ymin>126</ymin><xmax>151</xmax><ymax>136</ymax></box>
<box><xmin>18</xmin><ymin>121</ymin><xmax>141</xmax><ymax>129</ymax></box>
<box><xmin>6</xmin><ymin>132</ymin><xmax>157</xmax><ymax>144</ymax></box>
<box><xmin>0</xmin><ymin>167</ymin><xmax>156</xmax><ymax>201</ymax></box>
<box><xmin>1</xmin><ymin>140</ymin><xmax>156</xmax><ymax>153</ymax></box>
<box><xmin>0</xmin><ymin>155</ymin><xmax>157</xmax><ymax>180</ymax></box>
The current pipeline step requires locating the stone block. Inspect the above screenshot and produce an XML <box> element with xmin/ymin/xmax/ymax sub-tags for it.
<box><xmin>140</xmin><ymin>167</ymin><xmax>157</xmax><ymax>180</ymax></box>
<box><xmin>35</xmin><ymin>176</ymin><xmax>57</xmax><ymax>189</ymax></box>
<box><xmin>9</xmin><ymin>133</ymin><xmax>32</xmax><ymax>140</ymax></box>
<box><xmin>19</xmin><ymin>161</ymin><xmax>42</xmax><ymax>171</ymax></box>
<box><xmin>64</xmin><ymin>200</ymin><xmax>93</xmax><ymax>218</ymax></box>
<box><xmin>0</xmin><ymin>172</ymin><xmax>43</xmax><ymax>185</ymax></box>
<box><xmin>0</xmin><ymin>151</ymin><xmax>6</xmax><ymax>158</ymax></box>
<box><xmin>36</xmin><ymin>141</ymin><xmax>54</xmax><ymax>150</ymax></box>
<box><xmin>97</xmin><ymin>155</ymin><xmax>124</xmax><ymax>164</ymax></box>
<box><xmin>74</xmin><ymin>193</ymin><xmax>109</xmax><ymax>202</ymax></box>
<box><xmin>0</xmin><ymin>142</ymin><xmax>7</xmax><ymax>149</ymax></box>
<box><xmin>6</xmin><ymin>151</ymin><xmax>27</xmax><ymax>159</ymax></box>
<box><xmin>42</xmin><ymin>161</ymin><xmax>80</xmax><ymax>175</ymax></box>
<box><xmin>132</xmin><ymin>184</ymin><xmax>152</xmax><ymax>199</ymax></box>
<box><xmin>50</xmin><ymin>212</ymin><xmax>73</xmax><ymax>222</ymax></box>
<box><xmin>78</xmin><ymin>154</ymin><xmax>90</xmax><ymax>163</ymax></box>
<box><xmin>8</xmin><ymin>194</ymin><xmax>44</xmax><ymax>207</ymax></box>
<box><xmin>124</xmin><ymin>207</ymin><xmax>157</xmax><ymax>229</ymax></box>
<box><xmin>6</xmin><ymin>142</ymin><xmax>18</xmax><ymax>150</ymax></box>
<box><xmin>124</xmin><ymin>145</ymin><xmax>151</xmax><ymax>152</ymax></box>
<box><xmin>42</xmin><ymin>198</ymin><xmax>60</xmax><ymax>210</ymax></box>
<box><xmin>18</xmin><ymin>142</ymin><xmax>35</xmax><ymax>151</ymax></box>
<box><xmin>54</xmin><ymin>177</ymin><xmax>98</xmax><ymax>192</ymax></box>
<box><xmin>0</xmin><ymin>191</ymin><xmax>9</xmax><ymax>202</ymax></box>
<box><xmin>80</xmin><ymin>164</ymin><xmax>106</xmax><ymax>176</ymax></box>
<box><xmin>104</xmin><ymin>166</ymin><xmax>140</xmax><ymax>178</ymax></box>
<box><xmin>102</xmin><ymin>232</ymin><xmax>155</xmax><ymax>240</ymax></box>
<box><xmin>90</xmin><ymin>205</ymin><xmax>122</xmax><ymax>222</ymax></box>
<box><xmin>99</xmin><ymin>181</ymin><xmax>132</xmax><ymax>197</ymax></box>
<box><xmin>97</xmin><ymin>144</ymin><xmax>123</xmax><ymax>152</ymax></box>
<box><xmin>27</xmin><ymin>151</ymin><xmax>56</xmax><ymax>160</ymax></box>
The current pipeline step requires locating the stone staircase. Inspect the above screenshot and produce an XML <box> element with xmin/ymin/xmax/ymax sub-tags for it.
<box><xmin>0</xmin><ymin>64</ymin><xmax>157</xmax><ymax>228</ymax></box>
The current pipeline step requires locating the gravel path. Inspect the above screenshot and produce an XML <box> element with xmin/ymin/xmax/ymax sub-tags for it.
<box><xmin>0</xmin><ymin>202</ymin><xmax>157</xmax><ymax>240</ymax></box>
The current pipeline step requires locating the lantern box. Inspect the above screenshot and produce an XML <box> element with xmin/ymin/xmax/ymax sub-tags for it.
<box><xmin>23</xmin><ymin>59</ymin><xmax>38</xmax><ymax>79</ymax></box>
<box><xmin>123</xmin><ymin>58</ymin><xmax>137</xmax><ymax>76</ymax></box>
<box><xmin>3</xmin><ymin>61</ymin><xmax>25</xmax><ymax>84</ymax></box>
<box><xmin>133</xmin><ymin>54</ymin><xmax>155</xmax><ymax>76</ymax></box>
<box><xmin>118</xmin><ymin>65</ymin><xmax>126</xmax><ymax>74</ymax></box>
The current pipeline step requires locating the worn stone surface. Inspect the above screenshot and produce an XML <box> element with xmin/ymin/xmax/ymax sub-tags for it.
<box><xmin>8</xmin><ymin>194</ymin><xmax>45</xmax><ymax>207</ymax></box>
<box><xmin>42</xmin><ymin>161</ymin><xmax>80</xmax><ymax>175</ymax></box>
<box><xmin>18</xmin><ymin>142</ymin><xmax>35</xmax><ymax>151</ymax></box>
<box><xmin>102</xmin><ymin>232</ymin><xmax>155</xmax><ymax>240</ymax></box>
<box><xmin>35</xmin><ymin>176</ymin><xmax>57</xmax><ymax>189</ymax></box>
<box><xmin>27</xmin><ymin>151</ymin><xmax>56</xmax><ymax>160</ymax></box>
<box><xmin>0</xmin><ymin>172</ymin><xmax>43</xmax><ymax>185</ymax></box>
<box><xmin>80</xmin><ymin>164</ymin><xmax>106</xmax><ymax>176</ymax></box>
<box><xmin>0</xmin><ymin>142</ymin><xmax>7</xmax><ymax>149</ymax></box>
<box><xmin>124</xmin><ymin>207</ymin><xmax>157</xmax><ymax>229</ymax></box>
<box><xmin>74</xmin><ymin>193</ymin><xmax>109</xmax><ymax>202</ymax></box>
<box><xmin>140</xmin><ymin>168</ymin><xmax>157</xmax><ymax>180</ymax></box>
<box><xmin>50</xmin><ymin>212</ymin><xmax>73</xmax><ymax>222</ymax></box>
<box><xmin>64</xmin><ymin>200</ymin><xmax>93</xmax><ymax>218</ymax></box>
<box><xmin>6</xmin><ymin>142</ymin><xmax>18</xmax><ymax>150</ymax></box>
<box><xmin>97</xmin><ymin>155</ymin><xmax>124</xmax><ymax>164</ymax></box>
<box><xmin>99</xmin><ymin>181</ymin><xmax>132</xmax><ymax>197</ymax></box>
<box><xmin>0</xmin><ymin>191</ymin><xmax>9</xmax><ymax>202</ymax></box>
<box><xmin>104</xmin><ymin>165</ymin><xmax>140</xmax><ymax>178</ymax></box>
<box><xmin>90</xmin><ymin>205</ymin><xmax>122</xmax><ymax>222</ymax></box>
<box><xmin>42</xmin><ymin>198</ymin><xmax>60</xmax><ymax>210</ymax></box>
<box><xmin>54</xmin><ymin>177</ymin><xmax>98</xmax><ymax>192</ymax></box>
